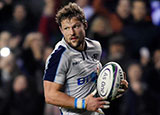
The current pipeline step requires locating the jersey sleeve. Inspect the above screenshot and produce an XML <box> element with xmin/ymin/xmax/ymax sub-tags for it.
<box><xmin>94</xmin><ymin>40</ymin><xmax>102</xmax><ymax>61</ymax></box>
<box><xmin>97</xmin><ymin>41</ymin><xmax>102</xmax><ymax>61</ymax></box>
<box><xmin>43</xmin><ymin>45</ymin><xmax>69</xmax><ymax>85</ymax></box>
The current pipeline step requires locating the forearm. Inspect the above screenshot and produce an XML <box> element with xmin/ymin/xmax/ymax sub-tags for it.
<box><xmin>44</xmin><ymin>81</ymin><xmax>109</xmax><ymax>113</ymax></box>
<box><xmin>44</xmin><ymin>81</ymin><xmax>88</xmax><ymax>110</ymax></box>
<box><xmin>44</xmin><ymin>81</ymin><xmax>86</xmax><ymax>109</ymax></box>
<box><xmin>45</xmin><ymin>90</ymin><xmax>75</xmax><ymax>109</ymax></box>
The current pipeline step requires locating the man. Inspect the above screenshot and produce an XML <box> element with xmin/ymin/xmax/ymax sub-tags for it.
<box><xmin>43</xmin><ymin>2</ymin><xmax>128</xmax><ymax>115</ymax></box>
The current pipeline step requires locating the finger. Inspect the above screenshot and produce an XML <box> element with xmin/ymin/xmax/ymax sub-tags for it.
<box><xmin>104</xmin><ymin>101</ymin><xmax>110</xmax><ymax>105</ymax></box>
<box><xmin>99</xmin><ymin>101</ymin><xmax>110</xmax><ymax>105</ymax></box>
<box><xmin>96</xmin><ymin>108</ymin><xmax>105</xmax><ymax>114</ymax></box>
<box><xmin>118</xmin><ymin>89</ymin><xmax>125</xmax><ymax>93</ymax></box>
<box><xmin>103</xmin><ymin>105</ymin><xmax>110</xmax><ymax>109</ymax></box>
<box><xmin>91</xmin><ymin>89</ymin><xmax>97</xmax><ymax>96</ymax></box>
<box><xmin>121</xmin><ymin>80</ymin><xmax>128</xmax><ymax>85</ymax></box>
<box><xmin>121</xmin><ymin>80</ymin><xmax>129</xmax><ymax>89</ymax></box>
<box><xmin>116</xmin><ymin>94</ymin><xmax>123</xmax><ymax>99</ymax></box>
<box><xmin>99</xmin><ymin>105</ymin><xmax>110</xmax><ymax>109</ymax></box>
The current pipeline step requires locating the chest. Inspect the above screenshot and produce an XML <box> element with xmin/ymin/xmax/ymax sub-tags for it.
<box><xmin>66</xmin><ymin>50</ymin><xmax>101</xmax><ymax>80</ymax></box>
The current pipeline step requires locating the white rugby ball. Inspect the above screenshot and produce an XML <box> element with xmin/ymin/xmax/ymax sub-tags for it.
<box><xmin>97</xmin><ymin>62</ymin><xmax>124</xmax><ymax>100</ymax></box>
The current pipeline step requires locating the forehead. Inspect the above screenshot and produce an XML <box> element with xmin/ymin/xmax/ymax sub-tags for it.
<box><xmin>128</xmin><ymin>64</ymin><xmax>141</xmax><ymax>71</ymax></box>
<box><xmin>133</xmin><ymin>1</ymin><xmax>145</xmax><ymax>7</ymax></box>
<box><xmin>61</xmin><ymin>17</ymin><xmax>82</xmax><ymax>27</ymax></box>
<box><xmin>119</xmin><ymin>0</ymin><xmax>129</xmax><ymax>6</ymax></box>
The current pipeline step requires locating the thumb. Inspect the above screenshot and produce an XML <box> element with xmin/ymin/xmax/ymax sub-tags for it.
<box><xmin>86</xmin><ymin>89</ymin><xmax>97</xmax><ymax>99</ymax></box>
<box><xmin>85</xmin><ymin>89</ymin><xmax>97</xmax><ymax>106</ymax></box>
<box><xmin>91</xmin><ymin>89</ymin><xmax>97</xmax><ymax>96</ymax></box>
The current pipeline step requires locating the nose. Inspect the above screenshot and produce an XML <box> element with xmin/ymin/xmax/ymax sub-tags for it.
<box><xmin>70</xmin><ymin>28</ymin><xmax>75</xmax><ymax>35</ymax></box>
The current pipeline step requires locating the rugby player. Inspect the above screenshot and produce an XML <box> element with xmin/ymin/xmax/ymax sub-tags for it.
<box><xmin>43</xmin><ymin>2</ymin><xmax>128</xmax><ymax>115</ymax></box>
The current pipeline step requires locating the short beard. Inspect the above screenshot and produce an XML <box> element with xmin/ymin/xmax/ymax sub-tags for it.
<box><xmin>69</xmin><ymin>38</ymin><xmax>85</xmax><ymax>50</ymax></box>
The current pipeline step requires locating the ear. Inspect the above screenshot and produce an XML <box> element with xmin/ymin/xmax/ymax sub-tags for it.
<box><xmin>84</xmin><ymin>21</ymin><xmax>88</xmax><ymax>30</ymax></box>
<box><xmin>59</xmin><ymin>26</ymin><xmax>64</xmax><ymax>34</ymax></box>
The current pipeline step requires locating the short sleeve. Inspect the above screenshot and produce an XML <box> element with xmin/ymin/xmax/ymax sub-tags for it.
<box><xmin>43</xmin><ymin>45</ymin><xmax>69</xmax><ymax>85</ymax></box>
<box><xmin>93</xmin><ymin>40</ymin><xmax>102</xmax><ymax>61</ymax></box>
<box><xmin>97</xmin><ymin>41</ymin><xmax>102</xmax><ymax>61</ymax></box>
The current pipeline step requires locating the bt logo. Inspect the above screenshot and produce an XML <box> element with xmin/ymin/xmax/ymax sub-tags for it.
<box><xmin>77</xmin><ymin>72</ymin><xmax>98</xmax><ymax>85</ymax></box>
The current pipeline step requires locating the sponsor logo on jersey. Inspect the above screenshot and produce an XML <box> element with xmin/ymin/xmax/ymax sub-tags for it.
<box><xmin>91</xmin><ymin>53</ymin><xmax>98</xmax><ymax>61</ymax></box>
<box><xmin>72</xmin><ymin>61</ymin><xmax>79</xmax><ymax>66</ymax></box>
<box><xmin>77</xmin><ymin>72</ymin><xmax>98</xmax><ymax>85</ymax></box>
<box><xmin>92</xmin><ymin>54</ymin><xmax>98</xmax><ymax>59</ymax></box>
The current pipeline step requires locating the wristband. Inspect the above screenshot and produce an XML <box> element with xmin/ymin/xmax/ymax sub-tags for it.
<box><xmin>74</xmin><ymin>98</ymin><xmax>86</xmax><ymax>109</ymax></box>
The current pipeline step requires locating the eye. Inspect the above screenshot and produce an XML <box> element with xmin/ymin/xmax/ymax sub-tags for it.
<box><xmin>73</xmin><ymin>24</ymin><xmax>80</xmax><ymax>29</ymax></box>
<box><xmin>64</xmin><ymin>27</ymin><xmax>69</xmax><ymax>30</ymax></box>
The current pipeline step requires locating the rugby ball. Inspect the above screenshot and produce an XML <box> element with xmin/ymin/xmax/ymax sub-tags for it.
<box><xmin>97</xmin><ymin>62</ymin><xmax>124</xmax><ymax>100</ymax></box>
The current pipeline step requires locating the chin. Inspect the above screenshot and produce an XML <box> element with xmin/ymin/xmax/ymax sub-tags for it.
<box><xmin>70</xmin><ymin>42</ymin><xmax>78</xmax><ymax>47</ymax></box>
<box><xmin>71</xmin><ymin>44</ymin><xmax>79</xmax><ymax>49</ymax></box>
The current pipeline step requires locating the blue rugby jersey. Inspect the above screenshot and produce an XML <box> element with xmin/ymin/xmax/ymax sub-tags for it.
<box><xmin>43</xmin><ymin>38</ymin><xmax>103</xmax><ymax>115</ymax></box>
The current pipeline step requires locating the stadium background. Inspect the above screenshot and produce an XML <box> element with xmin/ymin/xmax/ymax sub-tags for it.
<box><xmin>0</xmin><ymin>0</ymin><xmax>160</xmax><ymax>115</ymax></box>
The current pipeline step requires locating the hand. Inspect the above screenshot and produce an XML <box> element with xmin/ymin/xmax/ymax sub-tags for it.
<box><xmin>116</xmin><ymin>73</ymin><xmax>129</xmax><ymax>98</ymax></box>
<box><xmin>85</xmin><ymin>89</ymin><xmax>110</xmax><ymax>114</ymax></box>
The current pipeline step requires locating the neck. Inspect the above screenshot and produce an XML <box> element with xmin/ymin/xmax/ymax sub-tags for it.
<box><xmin>76</xmin><ymin>40</ymin><xmax>86</xmax><ymax>51</ymax></box>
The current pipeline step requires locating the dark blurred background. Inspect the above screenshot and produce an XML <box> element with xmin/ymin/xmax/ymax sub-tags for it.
<box><xmin>0</xmin><ymin>0</ymin><xmax>160</xmax><ymax>115</ymax></box>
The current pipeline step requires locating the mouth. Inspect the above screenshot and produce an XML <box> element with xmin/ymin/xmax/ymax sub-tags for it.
<box><xmin>71</xmin><ymin>37</ymin><xmax>78</xmax><ymax>41</ymax></box>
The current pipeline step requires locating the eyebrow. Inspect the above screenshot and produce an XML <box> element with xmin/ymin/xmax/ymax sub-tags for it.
<box><xmin>62</xmin><ymin>22</ymin><xmax>81</xmax><ymax>28</ymax></box>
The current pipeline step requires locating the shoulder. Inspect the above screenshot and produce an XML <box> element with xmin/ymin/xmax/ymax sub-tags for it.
<box><xmin>54</xmin><ymin>40</ymin><xmax>67</xmax><ymax>51</ymax></box>
<box><xmin>49</xmin><ymin>39</ymin><xmax>71</xmax><ymax>60</ymax></box>
<box><xmin>85</xmin><ymin>37</ymin><xmax>102</xmax><ymax>50</ymax></box>
<box><xmin>52</xmin><ymin>45</ymin><xmax>66</xmax><ymax>57</ymax></box>
<box><xmin>45</xmin><ymin>40</ymin><xmax>70</xmax><ymax>70</ymax></box>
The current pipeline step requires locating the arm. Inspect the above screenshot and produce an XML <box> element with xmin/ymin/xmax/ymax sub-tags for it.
<box><xmin>44</xmin><ymin>80</ymin><xmax>74</xmax><ymax>108</ymax></box>
<box><xmin>44</xmin><ymin>80</ymin><xmax>110</xmax><ymax>112</ymax></box>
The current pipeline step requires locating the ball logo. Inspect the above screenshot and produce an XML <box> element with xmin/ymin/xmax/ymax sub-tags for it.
<box><xmin>101</xmin><ymin>81</ymin><xmax>105</xmax><ymax>94</ymax></box>
<box><xmin>100</xmin><ymin>68</ymin><xmax>111</xmax><ymax>97</ymax></box>
<box><xmin>97</xmin><ymin>62</ymin><xmax>124</xmax><ymax>100</ymax></box>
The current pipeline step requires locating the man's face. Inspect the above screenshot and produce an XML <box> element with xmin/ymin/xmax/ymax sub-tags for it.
<box><xmin>60</xmin><ymin>17</ymin><xmax>86</xmax><ymax>50</ymax></box>
<box><xmin>132</xmin><ymin>1</ymin><xmax>146</xmax><ymax>21</ymax></box>
<box><xmin>116</xmin><ymin>0</ymin><xmax>130</xmax><ymax>19</ymax></box>
<box><xmin>110</xmin><ymin>44</ymin><xmax>125</xmax><ymax>59</ymax></box>
<box><xmin>13</xmin><ymin>5</ymin><xmax>26</xmax><ymax>22</ymax></box>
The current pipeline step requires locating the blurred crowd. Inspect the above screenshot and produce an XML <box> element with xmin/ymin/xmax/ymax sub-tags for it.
<box><xmin>0</xmin><ymin>0</ymin><xmax>160</xmax><ymax>115</ymax></box>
